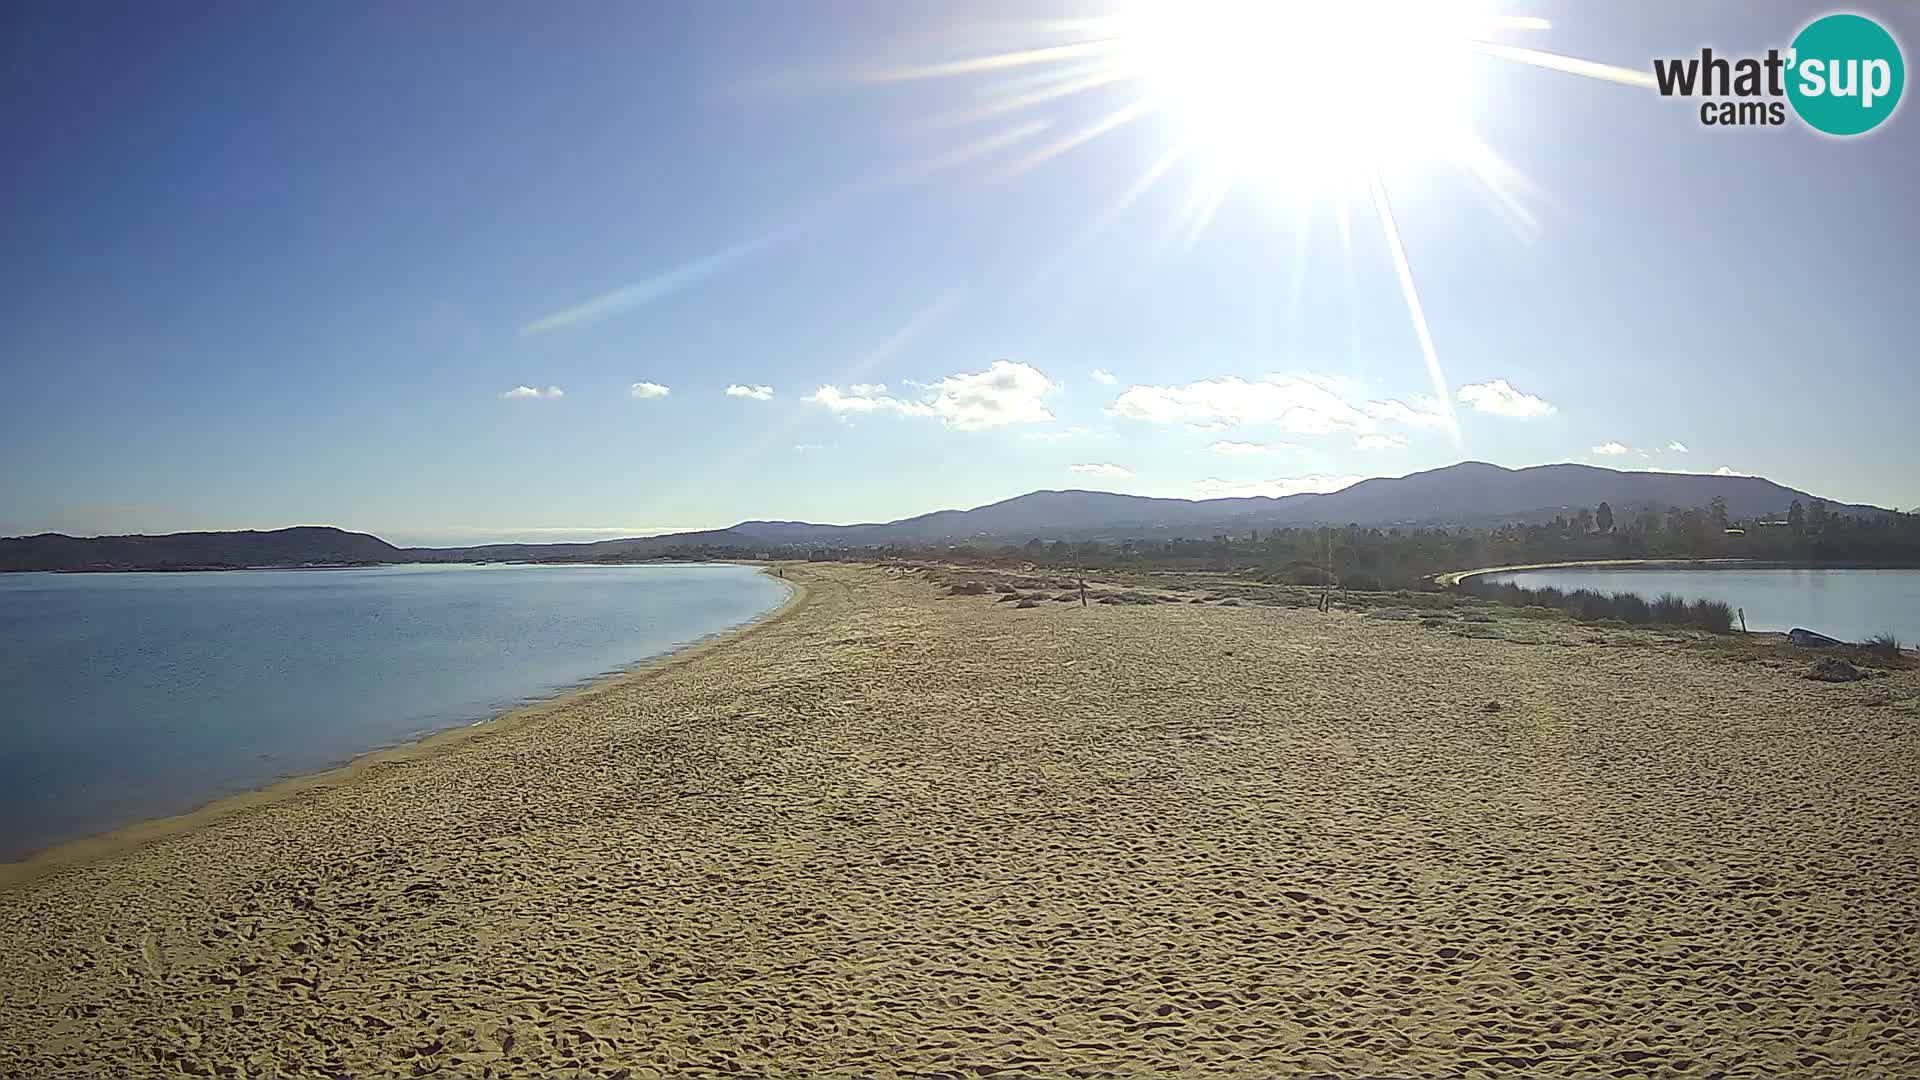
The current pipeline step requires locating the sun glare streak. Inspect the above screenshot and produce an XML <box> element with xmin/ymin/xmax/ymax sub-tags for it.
<box><xmin>1286</xmin><ymin>195</ymin><xmax>1315</xmax><ymax>322</ymax></box>
<box><xmin>1471</xmin><ymin>42</ymin><xmax>1659</xmax><ymax>89</ymax></box>
<box><xmin>865</xmin><ymin>40</ymin><xmax>1122</xmax><ymax>82</ymax></box>
<box><xmin>856</xmin><ymin>291</ymin><xmax>965</xmax><ymax>374</ymax></box>
<box><xmin>1480</xmin><ymin>15</ymin><xmax>1552</xmax><ymax>32</ymax></box>
<box><xmin>1369</xmin><ymin>173</ymin><xmax>1461</xmax><ymax>448</ymax></box>
<box><xmin>1332</xmin><ymin>189</ymin><xmax>1354</xmax><ymax>263</ymax></box>
<box><xmin>520</xmin><ymin>225</ymin><xmax>811</xmax><ymax>336</ymax></box>
<box><xmin>1020</xmin><ymin>142</ymin><xmax>1189</xmax><ymax>301</ymax></box>
<box><xmin>928</xmin><ymin>68</ymin><xmax>1125</xmax><ymax>129</ymax></box>
<box><xmin>1455</xmin><ymin>134</ymin><xmax>1543</xmax><ymax>245</ymax></box>
<box><xmin>1170</xmin><ymin>167</ymin><xmax>1234</xmax><ymax>254</ymax></box>
<box><xmin>698</xmin><ymin>290</ymin><xmax>965</xmax><ymax>485</ymax></box>
<box><xmin>998</xmin><ymin>98</ymin><xmax>1158</xmax><ymax>178</ymax></box>
<box><xmin>522</xmin><ymin>123</ymin><xmax>1045</xmax><ymax>334</ymax></box>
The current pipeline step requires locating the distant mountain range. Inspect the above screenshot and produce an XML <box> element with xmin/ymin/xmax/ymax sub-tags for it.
<box><xmin>1</xmin><ymin>462</ymin><xmax>1890</xmax><ymax>571</ymax></box>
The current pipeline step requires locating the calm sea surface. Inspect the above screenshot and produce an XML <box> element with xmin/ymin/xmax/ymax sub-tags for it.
<box><xmin>1481</xmin><ymin>567</ymin><xmax>1920</xmax><ymax>643</ymax></box>
<box><xmin>0</xmin><ymin>563</ymin><xmax>788</xmax><ymax>860</ymax></box>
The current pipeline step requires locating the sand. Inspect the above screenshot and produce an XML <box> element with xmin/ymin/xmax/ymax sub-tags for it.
<box><xmin>2</xmin><ymin>563</ymin><xmax>1917</xmax><ymax>1078</ymax></box>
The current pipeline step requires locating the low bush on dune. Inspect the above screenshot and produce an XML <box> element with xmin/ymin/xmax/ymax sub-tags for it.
<box><xmin>1867</xmin><ymin>632</ymin><xmax>1903</xmax><ymax>658</ymax></box>
<box><xmin>1610</xmin><ymin>592</ymin><xmax>1653</xmax><ymax>625</ymax></box>
<box><xmin>1651</xmin><ymin>593</ymin><xmax>1689</xmax><ymax>622</ymax></box>
<box><xmin>1466</xmin><ymin>581</ymin><xmax>1735</xmax><ymax>633</ymax></box>
<box><xmin>1567</xmin><ymin>589</ymin><xmax>1614</xmax><ymax>622</ymax></box>
<box><xmin>948</xmin><ymin>582</ymin><xmax>989</xmax><ymax>596</ymax></box>
<box><xmin>1688</xmin><ymin>599</ymin><xmax>1735</xmax><ymax>633</ymax></box>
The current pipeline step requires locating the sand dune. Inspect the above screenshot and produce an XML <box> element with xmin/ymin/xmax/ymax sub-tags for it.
<box><xmin>2</xmin><ymin>563</ymin><xmax>1917</xmax><ymax>1077</ymax></box>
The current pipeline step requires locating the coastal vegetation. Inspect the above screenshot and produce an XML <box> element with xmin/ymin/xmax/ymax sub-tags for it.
<box><xmin>887</xmin><ymin>499</ymin><xmax>1920</xmax><ymax>592</ymax></box>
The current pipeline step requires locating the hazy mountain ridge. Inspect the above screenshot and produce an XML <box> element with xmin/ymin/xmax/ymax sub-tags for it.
<box><xmin>0</xmin><ymin>526</ymin><xmax>403</xmax><ymax>572</ymax></box>
<box><xmin>1</xmin><ymin>463</ymin><xmax>1889</xmax><ymax>571</ymax></box>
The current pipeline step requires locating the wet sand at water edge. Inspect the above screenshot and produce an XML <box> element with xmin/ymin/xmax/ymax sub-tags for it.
<box><xmin>2</xmin><ymin>563</ymin><xmax>1917</xmax><ymax>1078</ymax></box>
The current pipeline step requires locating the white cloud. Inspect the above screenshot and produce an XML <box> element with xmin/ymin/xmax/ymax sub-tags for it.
<box><xmin>1193</xmin><ymin>474</ymin><xmax>1365</xmax><ymax>499</ymax></box>
<box><xmin>1592</xmin><ymin>441</ymin><xmax>1630</xmax><ymax>455</ymax></box>
<box><xmin>1456</xmin><ymin>379</ymin><xmax>1556</xmax><ymax>418</ymax></box>
<box><xmin>1362</xmin><ymin>396</ymin><xmax>1452</xmax><ymax>430</ymax></box>
<box><xmin>1113</xmin><ymin>375</ymin><xmax>1366</xmax><ymax>433</ymax></box>
<box><xmin>1714</xmin><ymin>465</ymin><xmax>1743</xmax><ymax>476</ymax></box>
<box><xmin>1208</xmin><ymin>440</ymin><xmax>1288</xmax><ymax>456</ymax></box>
<box><xmin>630</xmin><ymin>382</ymin><xmax>671</xmax><ymax>399</ymax></box>
<box><xmin>1023</xmin><ymin>426</ymin><xmax>1096</xmax><ymax>442</ymax></box>
<box><xmin>1090</xmin><ymin>368</ymin><xmax>1117</xmax><ymax>385</ymax></box>
<box><xmin>925</xmin><ymin>361</ymin><xmax>1056</xmax><ymax>429</ymax></box>
<box><xmin>500</xmin><ymin>385</ymin><xmax>564</xmax><ymax>400</ymax></box>
<box><xmin>1069</xmin><ymin>463</ymin><xmax>1133</xmax><ymax>478</ymax></box>
<box><xmin>725</xmin><ymin>384</ymin><xmax>774</xmax><ymax>400</ymax></box>
<box><xmin>1668</xmin><ymin>441</ymin><xmax>1690</xmax><ymax>453</ymax></box>
<box><xmin>1112</xmin><ymin>374</ymin><xmax>1447</xmax><ymax>437</ymax></box>
<box><xmin>805</xmin><ymin>384</ymin><xmax>910</xmax><ymax>416</ymax></box>
<box><xmin>805</xmin><ymin>360</ymin><xmax>1056</xmax><ymax>430</ymax></box>
<box><xmin>793</xmin><ymin>443</ymin><xmax>824</xmax><ymax>453</ymax></box>
<box><xmin>1355</xmin><ymin>433</ymin><xmax>1409</xmax><ymax>450</ymax></box>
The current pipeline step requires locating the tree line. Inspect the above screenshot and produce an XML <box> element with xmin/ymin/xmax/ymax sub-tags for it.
<box><xmin>861</xmin><ymin>501</ymin><xmax>1920</xmax><ymax>591</ymax></box>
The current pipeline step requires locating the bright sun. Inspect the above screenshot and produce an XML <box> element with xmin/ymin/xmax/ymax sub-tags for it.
<box><xmin>1106</xmin><ymin>0</ymin><xmax>1498</xmax><ymax>189</ymax></box>
<box><xmin>856</xmin><ymin>1</ymin><xmax>1657</xmax><ymax>446</ymax></box>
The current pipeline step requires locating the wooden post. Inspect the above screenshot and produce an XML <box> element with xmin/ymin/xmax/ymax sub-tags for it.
<box><xmin>1079</xmin><ymin>576</ymin><xmax>1087</xmax><ymax>608</ymax></box>
<box><xmin>1739</xmin><ymin>607</ymin><xmax>1748</xmax><ymax>634</ymax></box>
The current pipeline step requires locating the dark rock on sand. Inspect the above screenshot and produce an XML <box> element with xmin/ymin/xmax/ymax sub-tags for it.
<box><xmin>1806</xmin><ymin>658</ymin><xmax>1865</xmax><ymax>683</ymax></box>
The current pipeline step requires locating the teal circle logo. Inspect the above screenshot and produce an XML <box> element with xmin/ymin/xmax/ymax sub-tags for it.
<box><xmin>1787</xmin><ymin>13</ymin><xmax>1905</xmax><ymax>136</ymax></box>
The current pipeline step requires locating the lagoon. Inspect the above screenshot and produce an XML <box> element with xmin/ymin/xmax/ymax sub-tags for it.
<box><xmin>0</xmin><ymin>563</ymin><xmax>788</xmax><ymax>860</ymax></box>
<box><xmin>1480</xmin><ymin>566</ymin><xmax>1920</xmax><ymax>643</ymax></box>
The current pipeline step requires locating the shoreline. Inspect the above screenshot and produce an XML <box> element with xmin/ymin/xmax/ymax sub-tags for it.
<box><xmin>4</xmin><ymin>562</ymin><xmax>1917</xmax><ymax>1076</ymax></box>
<box><xmin>7</xmin><ymin>557</ymin><xmax>768</xmax><ymax>575</ymax></box>
<box><xmin>0</xmin><ymin>565</ymin><xmax>808</xmax><ymax>889</ymax></box>
<box><xmin>1436</xmin><ymin>557</ymin><xmax>1920</xmax><ymax>588</ymax></box>
<box><xmin>1433</xmin><ymin>557</ymin><xmax>1761</xmax><ymax>587</ymax></box>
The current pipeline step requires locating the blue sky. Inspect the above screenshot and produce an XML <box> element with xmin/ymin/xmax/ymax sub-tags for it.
<box><xmin>3</xmin><ymin>1</ymin><xmax>1916</xmax><ymax>544</ymax></box>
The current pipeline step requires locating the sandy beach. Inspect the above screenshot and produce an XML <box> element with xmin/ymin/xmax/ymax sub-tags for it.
<box><xmin>2</xmin><ymin>562</ymin><xmax>1917</xmax><ymax>1078</ymax></box>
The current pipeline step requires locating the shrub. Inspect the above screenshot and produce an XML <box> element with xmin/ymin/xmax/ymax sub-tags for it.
<box><xmin>1568</xmin><ymin>589</ymin><xmax>1615</xmax><ymax>622</ymax></box>
<box><xmin>1866</xmin><ymin>632</ymin><xmax>1903</xmax><ymax>658</ymax></box>
<box><xmin>1688</xmin><ymin>599</ymin><xmax>1735</xmax><ymax>633</ymax></box>
<box><xmin>1464</xmin><ymin>580</ymin><xmax>1734</xmax><ymax>633</ymax></box>
<box><xmin>1611</xmin><ymin>592</ymin><xmax>1653</xmax><ymax>625</ymax></box>
<box><xmin>1651</xmin><ymin>593</ymin><xmax>1689</xmax><ymax>623</ymax></box>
